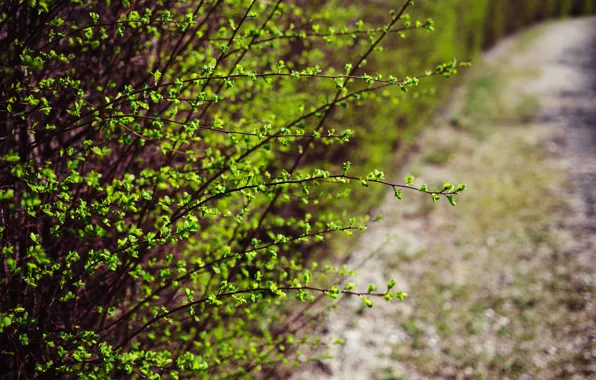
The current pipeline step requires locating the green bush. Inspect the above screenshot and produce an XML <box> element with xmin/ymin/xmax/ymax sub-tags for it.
<box><xmin>0</xmin><ymin>0</ymin><xmax>591</xmax><ymax>378</ymax></box>
<box><xmin>0</xmin><ymin>0</ymin><xmax>466</xmax><ymax>377</ymax></box>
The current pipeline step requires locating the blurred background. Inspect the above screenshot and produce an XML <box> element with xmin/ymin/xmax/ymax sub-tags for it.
<box><xmin>293</xmin><ymin>1</ymin><xmax>596</xmax><ymax>379</ymax></box>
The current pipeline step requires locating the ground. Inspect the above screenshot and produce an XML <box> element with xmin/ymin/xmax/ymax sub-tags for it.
<box><xmin>292</xmin><ymin>17</ymin><xmax>596</xmax><ymax>380</ymax></box>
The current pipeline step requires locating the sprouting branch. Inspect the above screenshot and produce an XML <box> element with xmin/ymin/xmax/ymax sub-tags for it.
<box><xmin>116</xmin><ymin>284</ymin><xmax>399</xmax><ymax>350</ymax></box>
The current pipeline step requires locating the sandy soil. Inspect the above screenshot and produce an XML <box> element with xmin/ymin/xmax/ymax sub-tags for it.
<box><xmin>291</xmin><ymin>17</ymin><xmax>596</xmax><ymax>380</ymax></box>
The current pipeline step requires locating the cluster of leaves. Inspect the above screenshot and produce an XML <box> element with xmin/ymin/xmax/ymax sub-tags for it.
<box><xmin>0</xmin><ymin>0</ymin><xmax>467</xmax><ymax>378</ymax></box>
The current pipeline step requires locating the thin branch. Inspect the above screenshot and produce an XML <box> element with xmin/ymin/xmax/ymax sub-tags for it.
<box><xmin>116</xmin><ymin>284</ymin><xmax>394</xmax><ymax>349</ymax></box>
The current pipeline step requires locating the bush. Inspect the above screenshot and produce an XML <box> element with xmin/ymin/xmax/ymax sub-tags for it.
<box><xmin>2</xmin><ymin>0</ymin><xmax>591</xmax><ymax>377</ymax></box>
<box><xmin>0</xmin><ymin>0</ymin><xmax>468</xmax><ymax>377</ymax></box>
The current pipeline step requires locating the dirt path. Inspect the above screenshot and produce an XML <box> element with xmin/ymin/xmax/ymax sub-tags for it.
<box><xmin>292</xmin><ymin>17</ymin><xmax>596</xmax><ymax>380</ymax></box>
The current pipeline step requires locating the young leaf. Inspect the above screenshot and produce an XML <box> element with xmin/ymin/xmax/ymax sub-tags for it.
<box><xmin>387</xmin><ymin>279</ymin><xmax>396</xmax><ymax>290</ymax></box>
<box><xmin>360</xmin><ymin>296</ymin><xmax>373</xmax><ymax>308</ymax></box>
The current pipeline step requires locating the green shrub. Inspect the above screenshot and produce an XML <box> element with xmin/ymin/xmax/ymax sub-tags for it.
<box><xmin>0</xmin><ymin>0</ymin><xmax>466</xmax><ymax>377</ymax></box>
<box><xmin>0</xmin><ymin>0</ymin><xmax>592</xmax><ymax>378</ymax></box>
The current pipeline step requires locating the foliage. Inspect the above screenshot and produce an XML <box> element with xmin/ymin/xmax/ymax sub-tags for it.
<box><xmin>0</xmin><ymin>0</ymin><xmax>472</xmax><ymax>378</ymax></box>
<box><xmin>1</xmin><ymin>0</ymin><xmax>593</xmax><ymax>377</ymax></box>
<box><xmin>309</xmin><ymin>0</ymin><xmax>594</xmax><ymax>216</ymax></box>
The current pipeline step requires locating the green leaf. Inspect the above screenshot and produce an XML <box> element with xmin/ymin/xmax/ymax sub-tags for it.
<box><xmin>405</xmin><ymin>176</ymin><xmax>414</xmax><ymax>185</ymax></box>
<box><xmin>152</xmin><ymin>70</ymin><xmax>162</xmax><ymax>84</ymax></box>
<box><xmin>0</xmin><ymin>189</ymin><xmax>14</xmax><ymax>200</ymax></box>
<box><xmin>387</xmin><ymin>279</ymin><xmax>396</xmax><ymax>289</ymax></box>
<box><xmin>19</xmin><ymin>334</ymin><xmax>29</xmax><ymax>346</ymax></box>
<box><xmin>447</xmin><ymin>196</ymin><xmax>456</xmax><ymax>206</ymax></box>
<box><xmin>2</xmin><ymin>316</ymin><xmax>12</xmax><ymax>327</ymax></box>
<box><xmin>342</xmin><ymin>161</ymin><xmax>351</xmax><ymax>175</ymax></box>
<box><xmin>360</xmin><ymin>296</ymin><xmax>373</xmax><ymax>308</ymax></box>
<box><xmin>394</xmin><ymin>187</ymin><xmax>402</xmax><ymax>200</ymax></box>
<box><xmin>3</xmin><ymin>152</ymin><xmax>20</xmax><ymax>163</ymax></box>
<box><xmin>394</xmin><ymin>291</ymin><xmax>408</xmax><ymax>300</ymax></box>
<box><xmin>149</xmin><ymin>91</ymin><xmax>162</xmax><ymax>103</ymax></box>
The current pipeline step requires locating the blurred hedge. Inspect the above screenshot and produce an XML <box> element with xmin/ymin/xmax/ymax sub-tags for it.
<box><xmin>309</xmin><ymin>0</ymin><xmax>595</xmax><ymax>217</ymax></box>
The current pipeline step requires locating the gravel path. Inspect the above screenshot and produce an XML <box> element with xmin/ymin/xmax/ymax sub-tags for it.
<box><xmin>541</xmin><ymin>30</ymin><xmax>596</xmax><ymax>229</ymax></box>
<box><xmin>525</xmin><ymin>18</ymin><xmax>596</xmax><ymax>232</ymax></box>
<box><xmin>292</xmin><ymin>17</ymin><xmax>596</xmax><ymax>380</ymax></box>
